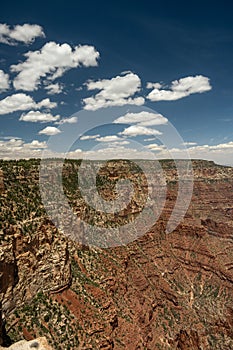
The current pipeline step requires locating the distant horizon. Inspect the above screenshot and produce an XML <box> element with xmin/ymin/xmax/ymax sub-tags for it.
<box><xmin>0</xmin><ymin>157</ymin><xmax>231</xmax><ymax>167</ymax></box>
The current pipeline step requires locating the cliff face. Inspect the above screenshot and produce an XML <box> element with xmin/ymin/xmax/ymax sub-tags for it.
<box><xmin>0</xmin><ymin>159</ymin><xmax>233</xmax><ymax>349</ymax></box>
<box><xmin>0</xmin><ymin>220</ymin><xmax>71</xmax><ymax>346</ymax></box>
<box><xmin>0</xmin><ymin>226</ymin><xmax>71</xmax><ymax>316</ymax></box>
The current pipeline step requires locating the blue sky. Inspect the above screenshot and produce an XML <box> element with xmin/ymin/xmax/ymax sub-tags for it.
<box><xmin>0</xmin><ymin>0</ymin><xmax>233</xmax><ymax>164</ymax></box>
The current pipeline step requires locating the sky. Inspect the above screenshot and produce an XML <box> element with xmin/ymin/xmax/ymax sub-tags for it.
<box><xmin>0</xmin><ymin>0</ymin><xmax>233</xmax><ymax>165</ymax></box>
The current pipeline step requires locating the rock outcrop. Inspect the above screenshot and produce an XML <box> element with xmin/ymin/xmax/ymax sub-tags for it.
<box><xmin>0</xmin><ymin>337</ymin><xmax>52</xmax><ymax>349</ymax></box>
<box><xmin>0</xmin><ymin>221</ymin><xmax>71</xmax><ymax>346</ymax></box>
<box><xmin>0</xmin><ymin>226</ymin><xmax>71</xmax><ymax>315</ymax></box>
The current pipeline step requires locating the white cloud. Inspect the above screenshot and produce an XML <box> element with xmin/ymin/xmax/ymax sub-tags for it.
<box><xmin>1</xmin><ymin>137</ymin><xmax>233</xmax><ymax>166</ymax></box>
<box><xmin>0</xmin><ymin>23</ymin><xmax>45</xmax><ymax>45</ymax></box>
<box><xmin>83</xmin><ymin>72</ymin><xmax>145</xmax><ymax>110</ymax></box>
<box><xmin>11</xmin><ymin>42</ymin><xmax>100</xmax><ymax>91</ymax></box>
<box><xmin>0</xmin><ymin>136</ymin><xmax>21</xmax><ymax>140</ymax></box>
<box><xmin>0</xmin><ymin>93</ymin><xmax>57</xmax><ymax>115</ymax></box>
<box><xmin>190</xmin><ymin>142</ymin><xmax>233</xmax><ymax>151</ymax></box>
<box><xmin>183</xmin><ymin>141</ymin><xmax>197</xmax><ymax>146</ymax></box>
<box><xmin>55</xmin><ymin>116</ymin><xmax>78</xmax><ymax>125</ymax></box>
<box><xmin>1</xmin><ymin>138</ymin><xmax>23</xmax><ymax>147</ymax></box>
<box><xmin>146</xmin><ymin>143</ymin><xmax>166</xmax><ymax>151</ymax></box>
<box><xmin>80</xmin><ymin>134</ymin><xmax>100</xmax><ymax>140</ymax></box>
<box><xmin>66</xmin><ymin>146</ymin><xmax>154</xmax><ymax>160</ymax></box>
<box><xmin>146</xmin><ymin>82</ymin><xmax>162</xmax><ymax>89</ymax></box>
<box><xmin>28</xmin><ymin>140</ymin><xmax>47</xmax><ymax>148</ymax></box>
<box><xmin>120</xmin><ymin>125</ymin><xmax>162</xmax><ymax>137</ymax></box>
<box><xmin>45</xmin><ymin>83</ymin><xmax>63</xmax><ymax>95</ymax></box>
<box><xmin>96</xmin><ymin>135</ymin><xmax>123</xmax><ymax>142</ymax></box>
<box><xmin>107</xmin><ymin>140</ymin><xmax>130</xmax><ymax>146</ymax></box>
<box><xmin>147</xmin><ymin>141</ymin><xmax>233</xmax><ymax>166</ymax></box>
<box><xmin>20</xmin><ymin>111</ymin><xmax>60</xmax><ymax>123</ymax></box>
<box><xmin>38</xmin><ymin>126</ymin><xmax>61</xmax><ymax>135</ymax></box>
<box><xmin>0</xmin><ymin>70</ymin><xmax>10</xmax><ymax>92</ymax></box>
<box><xmin>114</xmin><ymin>111</ymin><xmax>168</xmax><ymax>126</ymax></box>
<box><xmin>144</xmin><ymin>137</ymin><xmax>158</xmax><ymax>141</ymax></box>
<box><xmin>80</xmin><ymin>133</ymin><xmax>130</xmax><ymax>145</ymax></box>
<box><xmin>0</xmin><ymin>138</ymin><xmax>47</xmax><ymax>159</ymax></box>
<box><xmin>147</xmin><ymin>75</ymin><xmax>212</xmax><ymax>101</ymax></box>
<box><xmin>36</xmin><ymin>98</ymin><xmax>57</xmax><ymax>109</ymax></box>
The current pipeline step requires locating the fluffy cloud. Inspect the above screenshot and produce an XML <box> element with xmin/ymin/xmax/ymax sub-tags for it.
<box><xmin>146</xmin><ymin>82</ymin><xmax>162</xmax><ymax>89</ymax></box>
<box><xmin>2</xmin><ymin>137</ymin><xmax>233</xmax><ymax>165</ymax></box>
<box><xmin>38</xmin><ymin>126</ymin><xmax>61</xmax><ymax>136</ymax></box>
<box><xmin>11</xmin><ymin>42</ymin><xmax>100</xmax><ymax>91</ymax></box>
<box><xmin>80</xmin><ymin>134</ymin><xmax>100</xmax><ymax>140</ymax></box>
<box><xmin>108</xmin><ymin>140</ymin><xmax>130</xmax><ymax>146</ymax></box>
<box><xmin>19</xmin><ymin>111</ymin><xmax>60</xmax><ymax>123</ymax></box>
<box><xmin>66</xmin><ymin>146</ymin><xmax>153</xmax><ymax>160</ymax></box>
<box><xmin>114</xmin><ymin>111</ymin><xmax>168</xmax><ymax>126</ymax></box>
<box><xmin>0</xmin><ymin>23</ymin><xmax>45</xmax><ymax>45</ymax></box>
<box><xmin>55</xmin><ymin>116</ymin><xmax>78</xmax><ymax>125</ymax></box>
<box><xmin>0</xmin><ymin>93</ymin><xmax>57</xmax><ymax>115</ymax></box>
<box><xmin>28</xmin><ymin>140</ymin><xmax>47</xmax><ymax>148</ymax></box>
<box><xmin>0</xmin><ymin>138</ymin><xmax>47</xmax><ymax>159</ymax></box>
<box><xmin>83</xmin><ymin>72</ymin><xmax>145</xmax><ymax>110</ymax></box>
<box><xmin>36</xmin><ymin>98</ymin><xmax>57</xmax><ymax>109</ymax></box>
<box><xmin>146</xmin><ymin>141</ymin><xmax>233</xmax><ymax>166</ymax></box>
<box><xmin>45</xmin><ymin>83</ymin><xmax>63</xmax><ymax>95</ymax></box>
<box><xmin>0</xmin><ymin>70</ymin><xmax>10</xmax><ymax>92</ymax></box>
<box><xmin>189</xmin><ymin>142</ymin><xmax>233</xmax><ymax>151</ymax></box>
<box><xmin>120</xmin><ymin>125</ymin><xmax>162</xmax><ymax>137</ymax></box>
<box><xmin>146</xmin><ymin>143</ymin><xmax>166</xmax><ymax>151</ymax></box>
<box><xmin>96</xmin><ymin>135</ymin><xmax>123</xmax><ymax>142</ymax></box>
<box><xmin>79</xmin><ymin>134</ymin><xmax>130</xmax><ymax>145</ymax></box>
<box><xmin>147</xmin><ymin>75</ymin><xmax>212</xmax><ymax>101</ymax></box>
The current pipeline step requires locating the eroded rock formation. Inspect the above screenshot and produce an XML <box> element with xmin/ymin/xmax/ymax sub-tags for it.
<box><xmin>0</xmin><ymin>337</ymin><xmax>53</xmax><ymax>349</ymax></box>
<box><xmin>0</xmin><ymin>159</ymin><xmax>232</xmax><ymax>349</ymax></box>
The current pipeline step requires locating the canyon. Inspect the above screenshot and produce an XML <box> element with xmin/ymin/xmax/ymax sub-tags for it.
<box><xmin>0</xmin><ymin>159</ymin><xmax>232</xmax><ymax>349</ymax></box>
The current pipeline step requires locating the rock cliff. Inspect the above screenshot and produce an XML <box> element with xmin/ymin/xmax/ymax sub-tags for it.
<box><xmin>0</xmin><ymin>337</ymin><xmax>52</xmax><ymax>349</ymax></box>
